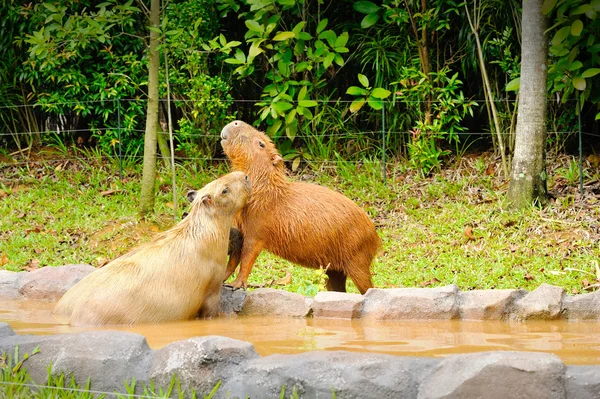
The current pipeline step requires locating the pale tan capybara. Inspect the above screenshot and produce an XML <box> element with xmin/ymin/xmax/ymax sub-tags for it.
<box><xmin>219</xmin><ymin>120</ymin><xmax>382</xmax><ymax>294</ymax></box>
<box><xmin>53</xmin><ymin>171</ymin><xmax>251</xmax><ymax>326</ymax></box>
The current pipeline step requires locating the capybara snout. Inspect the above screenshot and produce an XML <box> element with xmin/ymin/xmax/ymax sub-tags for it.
<box><xmin>193</xmin><ymin>171</ymin><xmax>251</xmax><ymax>215</ymax></box>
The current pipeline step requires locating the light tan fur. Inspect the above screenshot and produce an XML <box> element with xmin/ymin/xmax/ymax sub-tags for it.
<box><xmin>53</xmin><ymin>172</ymin><xmax>251</xmax><ymax>326</ymax></box>
<box><xmin>220</xmin><ymin>120</ymin><xmax>382</xmax><ymax>294</ymax></box>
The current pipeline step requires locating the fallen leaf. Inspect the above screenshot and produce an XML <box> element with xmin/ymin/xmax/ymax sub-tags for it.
<box><xmin>165</xmin><ymin>202</ymin><xmax>174</xmax><ymax>210</ymax></box>
<box><xmin>420</xmin><ymin>278</ymin><xmax>440</xmax><ymax>287</ymax></box>
<box><xmin>24</xmin><ymin>259</ymin><xmax>40</xmax><ymax>272</ymax></box>
<box><xmin>583</xmin><ymin>279</ymin><xmax>590</xmax><ymax>288</ymax></box>
<box><xmin>524</xmin><ymin>273</ymin><xmax>535</xmax><ymax>281</ymax></box>
<box><xmin>24</xmin><ymin>227</ymin><xmax>41</xmax><ymax>236</ymax></box>
<box><xmin>464</xmin><ymin>226</ymin><xmax>476</xmax><ymax>240</ymax></box>
<box><xmin>100</xmin><ymin>189</ymin><xmax>122</xmax><ymax>197</ymax></box>
<box><xmin>96</xmin><ymin>257</ymin><xmax>109</xmax><ymax>268</ymax></box>
<box><xmin>0</xmin><ymin>253</ymin><xmax>8</xmax><ymax>267</ymax></box>
<box><xmin>485</xmin><ymin>163</ymin><xmax>495</xmax><ymax>176</ymax></box>
<box><xmin>276</xmin><ymin>271</ymin><xmax>292</xmax><ymax>286</ymax></box>
<box><xmin>33</xmin><ymin>248</ymin><xmax>42</xmax><ymax>255</ymax></box>
<box><xmin>0</xmin><ymin>190</ymin><xmax>7</xmax><ymax>199</ymax></box>
<box><xmin>16</xmin><ymin>212</ymin><xmax>26</xmax><ymax>219</ymax></box>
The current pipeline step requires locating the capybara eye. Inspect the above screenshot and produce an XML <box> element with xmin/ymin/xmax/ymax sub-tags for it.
<box><xmin>259</xmin><ymin>141</ymin><xmax>265</xmax><ymax>148</ymax></box>
<box><xmin>222</xmin><ymin>188</ymin><xmax>229</xmax><ymax>194</ymax></box>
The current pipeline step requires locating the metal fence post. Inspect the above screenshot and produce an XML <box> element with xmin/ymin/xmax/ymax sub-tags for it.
<box><xmin>117</xmin><ymin>98</ymin><xmax>123</xmax><ymax>180</ymax></box>
<box><xmin>382</xmin><ymin>103</ymin><xmax>386</xmax><ymax>184</ymax></box>
<box><xmin>577</xmin><ymin>92</ymin><xmax>583</xmax><ymax>196</ymax></box>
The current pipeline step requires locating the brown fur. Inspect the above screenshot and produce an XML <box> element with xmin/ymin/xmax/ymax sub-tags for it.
<box><xmin>220</xmin><ymin>121</ymin><xmax>382</xmax><ymax>294</ymax></box>
<box><xmin>53</xmin><ymin>172</ymin><xmax>251</xmax><ymax>326</ymax></box>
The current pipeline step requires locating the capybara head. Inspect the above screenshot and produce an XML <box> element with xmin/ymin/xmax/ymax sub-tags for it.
<box><xmin>187</xmin><ymin>171</ymin><xmax>251</xmax><ymax>217</ymax></box>
<box><xmin>220</xmin><ymin>120</ymin><xmax>283</xmax><ymax>172</ymax></box>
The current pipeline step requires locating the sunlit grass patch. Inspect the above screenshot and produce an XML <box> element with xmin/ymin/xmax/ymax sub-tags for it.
<box><xmin>1</xmin><ymin>153</ymin><xmax>599</xmax><ymax>295</ymax></box>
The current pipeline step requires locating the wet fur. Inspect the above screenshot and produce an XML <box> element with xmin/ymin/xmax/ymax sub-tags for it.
<box><xmin>53</xmin><ymin>172</ymin><xmax>250</xmax><ymax>326</ymax></box>
<box><xmin>220</xmin><ymin>121</ymin><xmax>381</xmax><ymax>294</ymax></box>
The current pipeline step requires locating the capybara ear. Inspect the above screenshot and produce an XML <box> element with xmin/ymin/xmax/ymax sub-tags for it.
<box><xmin>201</xmin><ymin>194</ymin><xmax>213</xmax><ymax>206</ymax></box>
<box><xmin>272</xmin><ymin>154</ymin><xmax>283</xmax><ymax>166</ymax></box>
<box><xmin>186</xmin><ymin>190</ymin><xmax>197</xmax><ymax>202</ymax></box>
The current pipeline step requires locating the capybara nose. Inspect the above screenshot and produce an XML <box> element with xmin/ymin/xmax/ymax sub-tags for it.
<box><xmin>186</xmin><ymin>190</ymin><xmax>197</xmax><ymax>202</ymax></box>
<box><xmin>220</xmin><ymin>128</ymin><xmax>229</xmax><ymax>140</ymax></box>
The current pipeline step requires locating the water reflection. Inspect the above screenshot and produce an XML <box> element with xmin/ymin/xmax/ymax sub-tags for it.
<box><xmin>1</xmin><ymin>299</ymin><xmax>600</xmax><ymax>365</ymax></box>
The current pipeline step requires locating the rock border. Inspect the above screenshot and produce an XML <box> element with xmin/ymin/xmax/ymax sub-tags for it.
<box><xmin>2</xmin><ymin>266</ymin><xmax>600</xmax><ymax>397</ymax></box>
<box><xmin>0</xmin><ymin>323</ymin><xmax>597</xmax><ymax>399</ymax></box>
<box><xmin>3</xmin><ymin>265</ymin><xmax>599</xmax><ymax>321</ymax></box>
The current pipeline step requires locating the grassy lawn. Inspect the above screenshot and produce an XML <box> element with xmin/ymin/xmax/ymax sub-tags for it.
<box><xmin>1</xmin><ymin>149</ymin><xmax>599</xmax><ymax>296</ymax></box>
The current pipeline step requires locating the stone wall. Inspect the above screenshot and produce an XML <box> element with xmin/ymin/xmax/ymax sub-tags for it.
<box><xmin>1</xmin><ymin>323</ymin><xmax>600</xmax><ymax>398</ymax></box>
<box><xmin>2</xmin><ymin>265</ymin><xmax>600</xmax><ymax>321</ymax></box>
<box><xmin>1</xmin><ymin>265</ymin><xmax>600</xmax><ymax>398</ymax></box>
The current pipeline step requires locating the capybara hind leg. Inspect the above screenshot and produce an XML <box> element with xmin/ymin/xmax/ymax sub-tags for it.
<box><xmin>326</xmin><ymin>269</ymin><xmax>347</xmax><ymax>292</ymax></box>
<box><xmin>227</xmin><ymin>239</ymin><xmax>264</xmax><ymax>290</ymax></box>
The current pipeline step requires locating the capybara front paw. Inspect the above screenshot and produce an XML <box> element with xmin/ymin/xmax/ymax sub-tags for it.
<box><xmin>225</xmin><ymin>279</ymin><xmax>247</xmax><ymax>291</ymax></box>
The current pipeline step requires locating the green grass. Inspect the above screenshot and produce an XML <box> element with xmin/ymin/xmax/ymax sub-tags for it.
<box><xmin>1</xmin><ymin>150</ymin><xmax>599</xmax><ymax>295</ymax></box>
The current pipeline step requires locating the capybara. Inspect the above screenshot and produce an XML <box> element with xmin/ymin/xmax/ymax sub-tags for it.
<box><xmin>181</xmin><ymin>213</ymin><xmax>243</xmax><ymax>260</ymax></box>
<box><xmin>219</xmin><ymin>120</ymin><xmax>382</xmax><ymax>294</ymax></box>
<box><xmin>53</xmin><ymin>171</ymin><xmax>251</xmax><ymax>326</ymax></box>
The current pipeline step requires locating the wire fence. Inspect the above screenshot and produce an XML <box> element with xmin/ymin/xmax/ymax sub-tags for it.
<box><xmin>1</xmin><ymin>98</ymin><xmax>595</xmax><ymax>191</ymax></box>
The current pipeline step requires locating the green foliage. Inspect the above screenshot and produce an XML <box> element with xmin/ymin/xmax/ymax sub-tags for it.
<box><xmin>163</xmin><ymin>0</ymin><xmax>234</xmax><ymax>158</ymax></box>
<box><xmin>15</xmin><ymin>0</ymin><xmax>147</xmax><ymax>156</ymax></box>
<box><xmin>394</xmin><ymin>67</ymin><xmax>477</xmax><ymax>175</ymax></box>
<box><xmin>207</xmin><ymin>0</ymin><xmax>350</xmax><ymax>143</ymax></box>
<box><xmin>544</xmin><ymin>0</ymin><xmax>600</xmax><ymax>119</ymax></box>
<box><xmin>346</xmin><ymin>74</ymin><xmax>391</xmax><ymax>113</ymax></box>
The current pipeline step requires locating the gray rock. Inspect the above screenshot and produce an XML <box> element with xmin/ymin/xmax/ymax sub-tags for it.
<box><xmin>361</xmin><ymin>285</ymin><xmax>459</xmax><ymax>320</ymax></box>
<box><xmin>566</xmin><ymin>366</ymin><xmax>600</xmax><ymax>399</ymax></box>
<box><xmin>512</xmin><ymin>283</ymin><xmax>565</xmax><ymax>320</ymax></box>
<box><xmin>0</xmin><ymin>270</ymin><xmax>24</xmax><ymax>299</ymax></box>
<box><xmin>149</xmin><ymin>336</ymin><xmax>259</xmax><ymax>397</ymax></box>
<box><xmin>18</xmin><ymin>264</ymin><xmax>95</xmax><ymax>301</ymax></box>
<box><xmin>564</xmin><ymin>291</ymin><xmax>600</xmax><ymax>320</ymax></box>
<box><xmin>222</xmin><ymin>351</ymin><xmax>440</xmax><ymax>399</ymax></box>
<box><xmin>418</xmin><ymin>351</ymin><xmax>566</xmax><ymax>399</ymax></box>
<box><xmin>0</xmin><ymin>331</ymin><xmax>152</xmax><ymax>394</ymax></box>
<box><xmin>312</xmin><ymin>291</ymin><xmax>364</xmax><ymax>319</ymax></box>
<box><xmin>240</xmin><ymin>288</ymin><xmax>311</xmax><ymax>317</ymax></box>
<box><xmin>0</xmin><ymin>322</ymin><xmax>15</xmax><ymax>338</ymax></box>
<box><xmin>459</xmin><ymin>289</ymin><xmax>526</xmax><ymax>320</ymax></box>
<box><xmin>218</xmin><ymin>286</ymin><xmax>247</xmax><ymax>315</ymax></box>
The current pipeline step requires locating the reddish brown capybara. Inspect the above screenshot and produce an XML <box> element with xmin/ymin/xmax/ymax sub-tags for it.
<box><xmin>219</xmin><ymin>120</ymin><xmax>382</xmax><ymax>294</ymax></box>
<box><xmin>53</xmin><ymin>172</ymin><xmax>251</xmax><ymax>326</ymax></box>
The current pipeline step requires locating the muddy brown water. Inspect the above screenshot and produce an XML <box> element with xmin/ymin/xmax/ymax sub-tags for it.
<box><xmin>2</xmin><ymin>299</ymin><xmax>600</xmax><ymax>365</ymax></box>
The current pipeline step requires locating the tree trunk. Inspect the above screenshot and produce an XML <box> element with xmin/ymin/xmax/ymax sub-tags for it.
<box><xmin>139</xmin><ymin>0</ymin><xmax>160</xmax><ymax>217</ymax></box>
<box><xmin>507</xmin><ymin>0</ymin><xmax>548</xmax><ymax>208</ymax></box>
